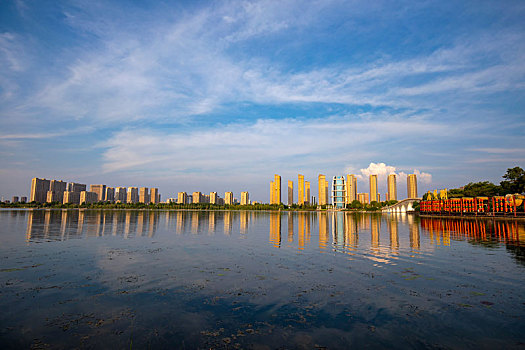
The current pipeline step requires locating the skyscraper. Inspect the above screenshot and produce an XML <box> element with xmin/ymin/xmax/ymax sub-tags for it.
<box><xmin>225</xmin><ymin>192</ymin><xmax>234</xmax><ymax>205</ymax></box>
<box><xmin>90</xmin><ymin>184</ymin><xmax>106</xmax><ymax>202</ymax></box>
<box><xmin>192</xmin><ymin>191</ymin><xmax>202</xmax><ymax>204</ymax></box>
<box><xmin>298</xmin><ymin>174</ymin><xmax>305</xmax><ymax>205</ymax></box>
<box><xmin>139</xmin><ymin>187</ymin><xmax>150</xmax><ymax>203</ymax></box>
<box><xmin>273</xmin><ymin>174</ymin><xmax>281</xmax><ymax>204</ymax></box>
<box><xmin>358</xmin><ymin>192</ymin><xmax>369</xmax><ymax>204</ymax></box>
<box><xmin>47</xmin><ymin>180</ymin><xmax>67</xmax><ymax>203</ymax></box>
<box><xmin>332</xmin><ymin>176</ymin><xmax>346</xmax><ymax>208</ymax></box>
<box><xmin>209</xmin><ymin>192</ymin><xmax>218</xmax><ymax>204</ymax></box>
<box><xmin>115</xmin><ymin>187</ymin><xmax>127</xmax><ymax>203</ymax></box>
<box><xmin>241</xmin><ymin>192</ymin><xmax>249</xmax><ymax>205</ymax></box>
<box><xmin>345</xmin><ymin>174</ymin><xmax>357</xmax><ymax>204</ymax></box>
<box><xmin>177</xmin><ymin>192</ymin><xmax>188</xmax><ymax>204</ymax></box>
<box><xmin>387</xmin><ymin>174</ymin><xmax>397</xmax><ymax>201</ymax></box>
<box><xmin>407</xmin><ymin>174</ymin><xmax>418</xmax><ymax>198</ymax></box>
<box><xmin>127</xmin><ymin>187</ymin><xmax>139</xmax><ymax>203</ymax></box>
<box><xmin>270</xmin><ymin>181</ymin><xmax>275</xmax><ymax>204</ymax></box>
<box><xmin>288</xmin><ymin>180</ymin><xmax>293</xmax><ymax>205</ymax></box>
<box><xmin>305</xmin><ymin>181</ymin><xmax>310</xmax><ymax>205</ymax></box>
<box><xmin>67</xmin><ymin>182</ymin><xmax>86</xmax><ymax>193</ymax></box>
<box><xmin>106</xmin><ymin>187</ymin><xmax>115</xmax><ymax>203</ymax></box>
<box><xmin>369</xmin><ymin>175</ymin><xmax>378</xmax><ymax>203</ymax></box>
<box><xmin>30</xmin><ymin>178</ymin><xmax>50</xmax><ymax>203</ymax></box>
<box><xmin>150</xmin><ymin>188</ymin><xmax>160</xmax><ymax>204</ymax></box>
<box><xmin>318</xmin><ymin>174</ymin><xmax>328</xmax><ymax>206</ymax></box>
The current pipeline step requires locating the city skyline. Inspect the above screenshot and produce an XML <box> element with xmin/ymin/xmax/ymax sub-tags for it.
<box><xmin>0</xmin><ymin>1</ymin><xmax>524</xmax><ymax>201</ymax></box>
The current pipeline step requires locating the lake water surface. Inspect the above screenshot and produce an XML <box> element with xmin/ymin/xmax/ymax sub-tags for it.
<box><xmin>0</xmin><ymin>209</ymin><xmax>524</xmax><ymax>349</ymax></box>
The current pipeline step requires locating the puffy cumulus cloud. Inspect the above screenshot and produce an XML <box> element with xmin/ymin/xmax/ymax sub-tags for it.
<box><xmin>355</xmin><ymin>162</ymin><xmax>432</xmax><ymax>185</ymax></box>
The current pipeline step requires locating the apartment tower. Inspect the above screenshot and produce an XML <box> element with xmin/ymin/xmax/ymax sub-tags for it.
<box><xmin>369</xmin><ymin>175</ymin><xmax>378</xmax><ymax>203</ymax></box>
<box><xmin>150</xmin><ymin>188</ymin><xmax>160</xmax><ymax>204</ymax></box>
<box><xmin>298</xmin><ymin>174</ymin><xmax>305</xmax><ymax>205</ymax></box>
<box><xmin>387</xmin><ymin>174</ymin><xmax>397</xmax><ymax>201</ymax></box>
<box><xmin>241</xmin><ymin>192</ymin><xmax>249</xmax><ymax>205</ymax></box>
<box><xmin>332</xmin><ymin>176</ymin><xmax>346</xmax><ymax>208</ymax></box>
<box><xmin>90</xmin><ymin>184</ymin><xmax>106</xmax><ymax>202</ymax></box>
<box><xmin>318</xmin><ymin>175</ymin><xmax>328</xmax><ymax>206</ymax></box>
<box><xmin>127</xmin><ymin>187</ymin><xmax>139</xmax><ymax>203</ymax></box>
<box><xmin>177</xmin><ymin>192</ymin><xmax>188</xmax><ymax>204</ymax></box>
<box><xmin>288</xmin><ymin>181</ymin><xmax>293</xmax><ymax>205</ymax></box>
<box><xmin>305</xmin><ymin>181</ymin><xmax>310</xmax><ymax>205</ymax></box>
<box><xmin>225</xmin><ymin>192</ymin><xmax>234</xmax><ymax>205</ymax></box>
<box><xmin>407</xmin><ymin>174</ymin><xmax>418</xmax><ymax>198</ymax></box>
<box><xmin>30</xmin><ymin>178</ymin><xmax>50</xmax><ymax>203</ymax></box>
<box><xmin>345</xmin><ymin>174</ymin><xmax>357</xmax><ymax>204</ymax></box>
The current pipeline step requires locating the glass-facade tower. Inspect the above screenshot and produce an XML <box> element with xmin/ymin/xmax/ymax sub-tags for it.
<box><xmin>332</xmin><ymin>176</ymin><xmax>346</xmax><ymax>209</ymax></box>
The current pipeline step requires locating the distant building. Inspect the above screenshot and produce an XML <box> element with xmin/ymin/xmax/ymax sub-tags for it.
<box><xmin>67</xmin><ymin>182</ymin><xmax>86</xmax><ymax>193</ymax></box>
<box><xmin>127</xmin><ymin>187</ymin><xmax>139</xmax><ymax>203</ymax></box>
<box><xmin>305</xmin><ymin>181</ymin><xmax>310</xmax><ymax>205</ymax></box>
<box><xmin>407</xmin><ymin>174</ymin><xmax>418</xmax><ymax>199</ymax></box>
<box><xmin>358</xmin><ymin>192</ymin><xmax>369</xmax><ymax>204</ymax></box>
<box><xmin>346</xmin><ymin>174</ymin><xmax>357</xmax><ymax>204</ymax></box>
<box><xmin>106</xmin><ymin>187</ymin><xmax>115</xmax><ymax>203</ymax></box>
<box><xmin>80</xmin><ymin>191</ymin><xmax>98</xmax><ymax>204</ymax></box>
<box><xmin>318</xmin><ymin>174</ymin><xmax>328</xmax><ymax>206</ymax></box>
<box><xmin>20</xmin><ymin>196</ymin><xmax>27</xmax><ymax>203</ymax></box>
<box><xmin>241</xmin><ymin>191</ymin><xmax>249</xmax><ymax>205</ymax></box>
<box><xmin>178</xmin><ymin>192</ymin><xmax>188</xmax><ymax>204</ymax></box>
<box><xmin>139</xmin><ymin>187</ymin><xmax>150</xmax><ymax>203</ymax></box>
<box><xmin>225</xmin><ymin>192</ymin><xmax>234</xmax><ymax>205</ymax></box>
<box><xmin>209</xmin><ymin>192</ymin><xmax>218</xmax><ymax>204</ymax></box>
<box><xmin>90</xmin><ymin>184</ymin><xmax>106</xmax><ymax>202</ymax></box>
<box><xmin>288</xmin><ymin>180</ymin><xmax>293</xmax><ymax>205</ymax></box>
<box><xmin>298</xmin><ymin>174</ymin><xmax>305</xmax><ymax>205</ymax></box>
<box><xmin>30</xmin><ymin>178</ymin><xmax>50</xmax><ymax>203</ymax></box>
<box><xmin>166</xmin><ymin>198</ymin><xmax>177</xmax><ymax>203</ymax></box>
<box><xmin>150</xmin><ymin>188</ymin><xmax>160</xmax><ymax>204</ymax></box>
<box><xmin>47</xmin><ymin>180</ymin><xmax>67</xmax><ymax>203</ymax></box>
<box><xmin>192</xmin><ymin>191</ymin><xmax>203</xmax><ymax>204</ymax></box>
<box><xmin>270</xmin><ymin>174</ymin><xmax>281</xmax><ymax>204</ymax></box>
<box><xmin>12</xmin><ymin>196</ymin><xmax>19</xmax><ymax>203</ymax></box>
<box><xmin>369</xmin><ymin>175</ymin><xmax>378</xmax><ymax>203</ymax></box>
<box><xmin>217</xmin><ymin>197</ymin><xmax>224</xmax><ymax>205</ymax></box>
<box><xmin>332</xmin><ymin>176</ymin><xmax>346</xmax><ymax>208</ymax></box>
<box><xmin>387</xmin><ymin>174</ymin><xmax>397</xmax><ymax>201</ymax></box>
<box><xmin>115</xmin><ymin>187</ymin><xmax>127</xmax><ymax>203</ymax></box>
<box><xmin>63</xmin><ymin>191</ymin><xmax>81</xmax><ymax>204</ymax></box>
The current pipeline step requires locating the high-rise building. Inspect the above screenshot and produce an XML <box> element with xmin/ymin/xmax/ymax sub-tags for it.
<box><xmin>358</xmin><ymin>192</ymin><xmax>369</xmax><ymax>204</ymax></box>
<box><xmin>298</xmin><ymin>174</ymin><xmax>305</xmax><ymax>205</ymax></box>
<box><xmin>318</xmin><ymin>174</ymin><xmax>328</xmax><ymax>206</ymax></box>
<box><xmin>90</xmin><ymin>184</ymin><xmax>106</xmax><ymax>202</ymax></box>
<box><xmin>225</xmin><ymin>192</ymin><xmax>234</xmax><ymax>205</ymax></box>
<box><xmin>209</xmin><ymin>192</ymin><xmax>218</xmax><ymax>204</ymax></box>
<box><xmin>345</xmin><ymin>174</ymin><xmax>357</xmax><ymax>204</ymax></box>
<box><xmin>192</xmin><ymin>191</ymin><xmax>202</xmax><ymax>204</ymax></box>
<box><xmin>106</xmin><ymin>187</ymin><xmax>115</xmax><ymax>203</ymax></box>
<box><xmin>272</xmin><ymin>174</ymin><xmax>281</xmax><ymax>204</ymax></box>
<box><xmin>63</xmin><ymin>191</ymin><xmax>81</xmax><ymax>204</ymax></box>
<box><xmin>241</xmin><ymin>192</ymin><xmax>249</xmax><ymax>205</ymax></box>
<box><xmin>270</xmin><ymin>181</ymin><xmax>275</xmax><ymax>204</ymax></box>
<box><xmin>387</xmin><ymin>174</ymin><xmax>397</xmax><ymax>201</ymax></box>
<box><xmin>47</xmin><ymin>180</ymin><xmax>67</xmax><ymax>203</ymax></box>
<box><xmin>12</xmin><ymin>196</ymin><xmax>19</xmax><ymax>203</ymax></box>
<box><xmin>80</xmin><ymin>191</ymin><xmax>98</xmax><ymax>204</ymax></box>
<box><xmin>127</xmin><ymin>187</ymin><xmax>139</xmax><ymax>203</ymax></box>
<box><xmin>139</xmin><ymin>187</ymin><xmax>150</xmax><ymax>203</ymax></box>
<box><xmin>115</xmin><ymin>187</ymin><xmax>127</xmax><ymax>203</ymax></box>
<box><xmin>67</xmin><ymin>182</ymin><xmax>86</xmax><ymax>193</ymax></box>
<box><xmin>288</xmin><ymin>180</ymin><xmax>293</xmax><ymax>205</ymax></box>
<box><xmin>150</xmin><ymin>188</ymin><xmax>160</xmax><ymax>204</ymax></box>
<box><xmin>407</xmin><ymin>174</ymin><xmax>418</xmax><ymax>198</ymax></box>
<box><xmin>369</xmin><ymin>175</ymin><xmax>378</xmax><ymax>203</ymax></box>
<box><xmin>332</xmin><ymin>176</ymin><xmax>346</xmax><ymax>208</ymax></box>
<box><xmin>305</xmin><ymin>181</ymin><xmax>310</xmax><ymax>205</ymax></box>
<box><xmin>30</xmin><ymin>178</ymin><xmax>50</xmax><ymax>203</ymax></box>
<box><xmin>20</xmin><ymin>196</ymin><xmax>27</xmax><ymax>203</ymax></box>
<box><xmin>177</xmin><ymin>192</ymin><xmax>188</xmax><ymax>204</ymax></box>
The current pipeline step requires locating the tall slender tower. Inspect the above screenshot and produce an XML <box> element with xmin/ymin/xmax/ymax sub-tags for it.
<box><xmin>387</xmin><ymin>174</ymin><xmax>397</xmax><ymax>201</ymax></box>
<box><xmin>318</xmin><ymin>174</ymin><xmax>328</xmax><ymax>206</ymax></box>
<box><xmin>270</xmin><ymin>181</ymin><xmax>275</xmax><ymax>204</ymax></box>
<box><xmin>274</xmin><ymin>174</ymin><xmax>281</xmax><ymax>204</ymax></box>
<box><xmin>298</xmin><ymin>174</ymin><xmax>305</xmax><ymax>205</ymax></box>
<box><xmin>346</xmin><ymin>174</ymin><xmax>357</xmax><ymax>204</ymax></box>
<box><xmin>369</xmin><ymin>175</ymin><xmax>378</xmax><ymax>203</ymax></box>
<box><xmin>407</xmin><ymin>174</ymin><xmax>418</xmax><ymax>199</ymax></box>
<box><xmin>305</xmin><ymin>181</ymin><xmax>310</xmax><ymax>205</ymax></box>
<box><xmin>288</xmin><ymin>180</ymin><xmax>293</xmax><ymax>205</ymax></box>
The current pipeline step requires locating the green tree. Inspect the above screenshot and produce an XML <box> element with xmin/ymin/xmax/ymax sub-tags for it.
<box><xmin>350</xmin><ymin>200</ymin><xmax>362</xmax><ymax>209</ymax></box>
<box><xmin>462</xmin><ymin>181</ymin><xmax>500</xmax><ymax>197</ymax></box>
<box><xmin>500</xmin><ymin>166</ymin><xmax>525</xmax><ymax>194</ymax></box>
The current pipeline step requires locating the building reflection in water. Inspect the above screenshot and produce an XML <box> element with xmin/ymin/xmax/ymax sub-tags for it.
<box><xmin>287</xmin><ymin>212</ymin><xmax>294</xmax><ymax>243</ymax></box>
<box><xmin>269</xmin><ymin>212</ymin><xmax>281</xmax><ymax>248</ymax></box>
<box><xmin>318</xmin><ymin>212</ymin><xmax>329</xmax><ymax>250</ymax></box>
<box><xmin>208</xmin><ymin>211</ymin><xmax>216</xmax><ymax>235</ymax></box>
<box><xmin>240</xmin><ymin>211</ymin><xmax>248</xmax><ymax>235</ymax></box>
<box><xmin>297</xmin><ymin>213</ymin><xmax>311</xmax><ymax>250</ymax></box>
<box><xmin>344</xmin><ymin>212</ymin><xmax>358</xmax><ymax>253</ymax></box>
<box><xmin>371</xmin><ymin>215</ymin><xmax>380</xmax><ymax>251</ymax></box>
<box><xmin>224</xmin><ymin>211</ymin><xmax>232</xmax><ymax>235</ymax></box>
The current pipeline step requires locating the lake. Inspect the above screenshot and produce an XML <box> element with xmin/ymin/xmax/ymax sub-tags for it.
<box><xmin>0</xmin><ymin>209</ymin><xmax>524</xmax><ymax>349</ymax></box>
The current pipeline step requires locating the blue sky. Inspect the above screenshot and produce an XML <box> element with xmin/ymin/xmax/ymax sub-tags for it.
<box><xmin>1</xmin><ymin>0</ymin><xmax>524</xmax><ymax>202</ymax></box>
